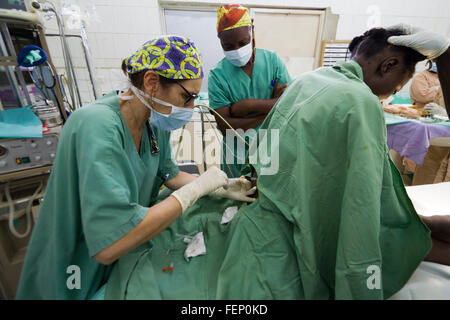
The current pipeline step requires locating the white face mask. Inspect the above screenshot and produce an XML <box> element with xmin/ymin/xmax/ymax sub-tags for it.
<box><xmin>223</xmin><ymin>37</ymin><xmax>253</xmax><ymax>67</ymax></box>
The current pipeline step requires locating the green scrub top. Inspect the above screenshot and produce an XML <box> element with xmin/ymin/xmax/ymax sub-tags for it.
<box><xmin>16</xmin><ymin>91</ymin><xmax>179</xmax><ymax>300</ymax></box>
<box><xmin>208</xmin><ymin>48</ymin><xmax>291</xmax><ymax>178</ymax></box>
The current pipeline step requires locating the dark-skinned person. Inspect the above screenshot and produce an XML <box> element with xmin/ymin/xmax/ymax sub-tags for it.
<box><xmin>208</xmin><ymin>4</ymin><xmax>291</xmax><ymax>178</ymax></box>
<box><xmin>216</xmin><ymin>26</ymin><xmax>450</xmax><ymax>299</ymax></box>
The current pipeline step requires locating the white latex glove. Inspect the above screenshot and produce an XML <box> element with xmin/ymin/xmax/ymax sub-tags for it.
<box><xmin>424</xmin><ymin>102</ymin><xmax>449</xmax><ymax>117</ymax></box>
<box><xmin>430</xmin><ymin>86</ymin><xmax>441</xmax><ymax>92</ymax></box>
<box><xmin>387</xmin><ymin>24</ymin><xmax>450</xmax><ymax>59</ymax></box>
<box><xmin>171</xmin><ymin>166</ymin><xmax>228</xmax><ymax>214</ymax></box>
<box><xmin>211</xmin><ymin>176</ymin><xmax>257</xmax><ymax>202</ymax></box>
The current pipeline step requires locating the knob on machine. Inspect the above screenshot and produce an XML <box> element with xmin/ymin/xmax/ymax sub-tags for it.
<box><xmin>0</xmin><ymin>146</ymin><xmax>7</xmax><ymax>157</ymax></box>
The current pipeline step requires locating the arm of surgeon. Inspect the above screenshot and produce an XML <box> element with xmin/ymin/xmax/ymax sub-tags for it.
<box><xmin>94</xmin><ymin>171</ymin><xmax>196</xmax><ymax>265</ymax></box>
<box><xmin>436</xmin><ymin>48</ymin><xmax>450</xmax><ymax>116</ymax></box>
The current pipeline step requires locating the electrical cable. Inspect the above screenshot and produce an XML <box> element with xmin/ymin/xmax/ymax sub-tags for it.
<box><xmin>5</xmin><ymin>181</ymin><xmax>43</xmax><ymax>239</ymax></box>
<box><xmin>59</xmin><ymin>74</ymin><xmax>75</xmax><ymax>112</ymax></box>
<box><xmin>200</xmin><ymin>108</ymin><xmax>207</xmax><ymax>172</ymax></box>
<box><xmin>29</xmin><ymin>62</ymin><xmax>57</xmax><ymax>102</ymax></box>
<box><xmin>196</xmin><ymin>104</ymin><xmax>250</xmax><ymax>178</ymax></box>
<box><xmin>202</xmin><ymin>104</ymin><xmax>250</xmax><ymax>147</ymax></box>
<box><xmin>175</xmin><ymin>124</ymin><xmax>186</xmax><ymax>160</ymax></box>
<box><xmin>42</xmin><ymin>0</ymin><xmax>81</xmax><ymax>109</ymax></box>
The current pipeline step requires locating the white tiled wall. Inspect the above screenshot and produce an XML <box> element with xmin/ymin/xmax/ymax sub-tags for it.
<box><xmin>41</xmin><ymin>0</ymin><xmax>450</xmax><ymax>104</ymax></box>
<box><xmin>42</xmin><ymin>0</ymin><xmax>161</xmax><ymax>104</ymax></box>
<box><xmin>160</xmin><ymin>0</ymin><xmax>450</xmax><ymax>39</ymax></box>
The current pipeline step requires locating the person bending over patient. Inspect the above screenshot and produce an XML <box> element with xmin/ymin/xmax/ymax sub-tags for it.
<box><xmin>217</xmin><ymin>25</ymin><xmax>450</xmax><ymax>299</ymax></box>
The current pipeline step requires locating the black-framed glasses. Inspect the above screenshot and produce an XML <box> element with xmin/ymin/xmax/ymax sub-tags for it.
<box><xmin>177</xmin><ymin>82</ymin><xmax>199</xmax><ymax>106</ymax></box>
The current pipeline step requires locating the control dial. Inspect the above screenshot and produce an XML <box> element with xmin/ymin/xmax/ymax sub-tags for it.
<box><xmin>0</xmin><ymin>146</ymin><xmax>7</xmax><ymax>158</ymax></box>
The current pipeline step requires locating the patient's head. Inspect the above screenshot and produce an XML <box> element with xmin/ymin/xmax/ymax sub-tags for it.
<box><xmin>349</xmin><ymin>28</ymin><xmax>426</xmax><ymax>100</ymax></box>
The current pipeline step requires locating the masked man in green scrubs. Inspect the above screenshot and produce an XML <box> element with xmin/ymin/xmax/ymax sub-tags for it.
<box><xmin>208</xmin><ymin>4</ymin><xmax>292</xmax><ymax>178</ymax></box>
<box><xmin>16</xmin><ymin>36</ymin><xmax>255</xmax><ymax>299</ymax></box>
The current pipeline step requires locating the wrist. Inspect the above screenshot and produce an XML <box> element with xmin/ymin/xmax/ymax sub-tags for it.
<box><xmin>171</xmin><ymin>182</ymin><xmax>201</xmax><ymax>214</ymax></box>
<box><xmin>170</xmin><ymin>194</ymin><xmax>186</xmax><ymax>215</ymax></box>
<box><xmin>210</xmin><ymin>187</ymin><xmax>225</xmax><ymax>197</ymax></box>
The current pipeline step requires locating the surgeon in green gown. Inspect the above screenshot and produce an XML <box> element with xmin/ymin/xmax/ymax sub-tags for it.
<box><xmin>16</xmin><ymin>36</ymin><xmax>255</xmax><ymax>300</ymax></box>
<box><xmin>208</xmin><ymin>4</ymin><xmax>291</xmax><ymax>178</ymax></box>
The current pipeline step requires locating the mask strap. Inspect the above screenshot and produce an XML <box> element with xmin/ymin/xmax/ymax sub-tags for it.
<box><xmin>116</xmin><ymin>73</ymin><xmax>134</xmax><ymax>101</ymax></box>
<box><xmin>118</xmin><ymin>92</ymin><xmax>133</xmax><ymax>101</ymax></box>
<box><xmin>129</xmin><ymin>86</ymin><xmax>173</xmax><ymax>119</ymax></box>
<box><xmin>130</xmin><ymin>86</ymin><xmax>153</xmax><ymax>108</ymax></box>
<box><xmin>152</xmin><ymin>96</ymin><xmax>177</xmax><ymax>108</ymax></box>
<box><xmin>120</xmin><ymin>84</ymin><xmax>189</xmax><ymax>117</ymax></box>
<box><xmin>133</xmin><ymin>86</ymin><xmax>152</xmax><ymax>100</ymax></box>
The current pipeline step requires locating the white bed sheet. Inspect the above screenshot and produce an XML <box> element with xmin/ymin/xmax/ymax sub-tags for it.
<box><xmin>406</xmin><ymin>182</ymin><xmax>450</xmax><ymax>217</ymax></box>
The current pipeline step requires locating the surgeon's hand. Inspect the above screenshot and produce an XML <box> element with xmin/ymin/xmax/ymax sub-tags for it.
<box><xmin>272</xmin><ymin>78</ymin><xmax>288</xmax><ymax>99</ymax></box>
<box><xmin>430</xmin><ymin>86</ymin><xmax>441</xmax><ymax>92</ymax></box>
<box><xmin>171</xmin><ymin>166</ymin><xmax>228</xmax><ymax>214</ymax></box>
<box><xmin>387</xmin><ymin>24</ymin><xmax>450</xmax><ymax>59</ymax></box>
<box><xmin>424</xmin><ymin>103</ymin><xmax>448</xmax><ymax>118</ymax></box>
<box><xmin>210</xmin><ymin>176</ymin><xmax>256</xmax><ymax>203</ymax></box>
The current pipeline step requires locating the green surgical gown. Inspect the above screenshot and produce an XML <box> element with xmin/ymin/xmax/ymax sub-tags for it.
<box><xmin>16</xmin><ymin>91</ymin><xmax>179</xmax><ymax>299</ymax></box>
<box><xmin>217</xmin><ymin>61</ymin><xmax>432</xmax><ymax>299</ymax></box>
<box><xmin>208</xmin><ymin>48</ymin><xmax>291</xmax><ymax>178</ymax></box>
<box><xmin>104</xmin><ymin>61</ymin><xmax>432</xmax><ymax>300</ymax></box>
